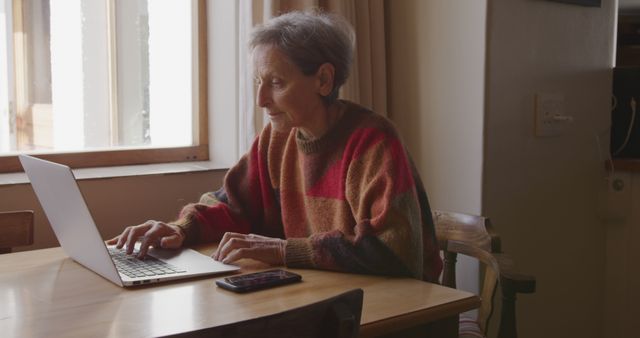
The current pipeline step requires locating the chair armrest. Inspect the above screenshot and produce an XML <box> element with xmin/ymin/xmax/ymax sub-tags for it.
<box><xmin>445</xmin><ymin>241</ymin><xmax>536</xmax><ymax>294</ymax></box>
<box><xmin>445</xmin><ymin>240</ymin><xmax>536</xmax><ymax>338</ymax></box>
<box><xmin>494</xmin><ymin>253</ymin><xmax>536</xmax><ymax>294</ymax></box>
<box><xmin>446</xmin><ymin>240</ymin><xmax>499</xmax><ymax>273</ymax></box>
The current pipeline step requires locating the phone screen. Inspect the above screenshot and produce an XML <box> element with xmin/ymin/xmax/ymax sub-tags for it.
<box><xmin>216</xmin><ymin>269</ymin><xmax>302</xmax><ymax>293</ymax></box>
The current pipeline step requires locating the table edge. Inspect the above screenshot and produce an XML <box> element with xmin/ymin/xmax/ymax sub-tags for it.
<box><xmin>358</xmin><ymin>294</ymin><xmax>481</xmax><ymax>337</ymax></box>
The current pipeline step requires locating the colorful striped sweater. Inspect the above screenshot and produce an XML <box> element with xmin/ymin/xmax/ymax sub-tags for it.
<box><xmin>176</xmin><ymin>100</ymin><xmax>442</xmax><ymax>282</ymax></box>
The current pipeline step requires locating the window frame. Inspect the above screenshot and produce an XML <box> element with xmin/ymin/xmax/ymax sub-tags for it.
<box><xmin>0</xmin><ymin>0</ymin><xmax>209</xmax><ymax>173</ymax></box>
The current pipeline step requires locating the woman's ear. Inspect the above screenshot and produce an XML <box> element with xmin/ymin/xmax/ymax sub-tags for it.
<box><xmin>316</xmin><ymin>63</ymin><xmax>335</xmax><ymax>97</ymax></box>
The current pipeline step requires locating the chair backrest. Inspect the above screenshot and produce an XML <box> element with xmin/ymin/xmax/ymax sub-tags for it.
<box><xmin>432</xmin><ymin>209</ymin><xmax>535</xmax><ymax>338</ymax></box>
<box><xmin>0</xmin><ymin>210</ymin><xmax>34</xmax><ymax>254</ymax></box>
<box><xmin>165</xmin><ymin>288</ymin><xmax>364</xmax><ymax>338</ymax></box>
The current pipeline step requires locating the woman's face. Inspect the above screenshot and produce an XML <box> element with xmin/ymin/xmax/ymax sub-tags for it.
<box><xmin>252</xmin><ymin>44</ymin><xmax>329</xmax><ymax>137</ymax></box>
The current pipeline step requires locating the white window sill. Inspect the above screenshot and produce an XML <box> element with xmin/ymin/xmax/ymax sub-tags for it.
<box><xmin>0</xmin><ymin>160</ymin><xmax>230</xmax><ymax>186</ymax></box>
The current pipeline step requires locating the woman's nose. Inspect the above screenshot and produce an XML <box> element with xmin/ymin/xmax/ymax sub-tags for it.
<box><xmin>256</xmin><ymin>84</ymin><xmax>272</xmax><ymax>108</ymax></box>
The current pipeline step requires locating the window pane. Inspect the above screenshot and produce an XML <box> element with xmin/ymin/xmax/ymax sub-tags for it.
<box><xmin>0</xmin><ymin>0</ymin><xmax>196</xmax><ymax>155</ymax></box>
<box><xmin>116</xmin><ymin>0</ymin><xmax>193</xmax><ymax>148</ymax></box>
<box><xmin>116</xmin><ymin>0</ymin><xmax>150</xmax><ymax>147</ymax></box>
<box><xmin>148</xmin><ymin>0</ymin><xmax>193</xmax><ymax>147</ymax></box>
<box><xmin>0</xmin><ymin>0</ymin><xmax>13</xmax><ymax>152</ymax></box>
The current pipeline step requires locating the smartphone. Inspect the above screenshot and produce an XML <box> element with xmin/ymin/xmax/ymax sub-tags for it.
<box><xmin>215</xmin><ymin>269</ymin><xmax>302</xmax><ymax>293</ymax></box>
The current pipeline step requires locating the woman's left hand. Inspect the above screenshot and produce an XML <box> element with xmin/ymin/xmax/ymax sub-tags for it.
<box><xmin>213</xmin><ymin>232</ymin><xmax>286</xmax><ymax>265</ymax></box>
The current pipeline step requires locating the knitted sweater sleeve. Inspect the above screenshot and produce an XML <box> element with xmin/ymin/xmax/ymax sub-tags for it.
<box><xmin>173</xmin><ymin>130</ymin><xmax>283</xmax><ymax>244</ymax></box>
<box><xmin>285</xmin><ymin>128</ymin><xmax>442</xmax><ymax>282</ymax></box>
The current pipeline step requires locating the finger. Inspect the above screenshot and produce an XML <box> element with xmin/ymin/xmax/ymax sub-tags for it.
<box><xmin>221</xmin><ymin>246</ymin><xmax>279</xmax><ymax>265</ymax></box>
<box><xmin>221</xmin><ymin>247</ymin><xmax>251</xmax><ymax>264</ymax></box>
<box><xmin>115</xmin><ymin>227</ymin><xmax>132</xmax><ymax>249</ymax></box>
<box><xmin>139</xmin><ymin>222</ymin><xmax>188</xmax><ymax>257</ymax></box>
<box><xmin>137</xmin><ymin>234</ymin><xmax>159</xmax><ymax>259</ymax></box>
<box><xmin>215</xmin><ymin>237</ymin><xmax>251</xmax><ymax>262</ymax></box>
<box><xmin>246</xmin><ymin>233</ymin><xmax>269</xmax><ymax>240</ymax></box>
<box><xmin>216</xmin><ymin>236</ymin><xmax>248</xmax><ymax>261</ymax></box>
<box><xmin>213</xmin><ymin>232</ymin><xmax>246</xmax><ymax>260</ymax></box>
<box><xmin>160</xmin><ymin>234</ymin><xmax>183</xmax><ymax>249</ymax></box>
<box><xmin>136</xmin><ymin>222</ymin><xmax>172</xmax><ymax>258</ymax></box>
<box><xmin>138</xmin><ymin>222</ymin><xmax>171</xmax><ymax>259</ymax></box>
<box><xmin>125</xmin><ymin>228</ymin><xmax>138</xmax><ymax>254</ymax></box>
<box><xmin>125</xmin><ymin>222</ymin><xmax>153</xmax><ymax>254</ymax></box>
<box><xmin>105</xmin><ymin>237</ymin><xmax>118</xmax><ymax>245</ymax></box>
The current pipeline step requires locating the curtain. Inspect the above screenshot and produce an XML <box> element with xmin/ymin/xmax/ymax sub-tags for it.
<box><xmin>237</xmin><ymin>0</ymin><xmax>388</xmax><ymax>153</ymax></box>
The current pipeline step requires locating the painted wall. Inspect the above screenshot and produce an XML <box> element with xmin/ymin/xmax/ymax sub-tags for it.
<box><xmin>386</xmin><ymin>1</ymin><xmax>485</xmax><ymax>215</ymax></box>
<box><xmin>603</xmin><ymin>171</ymin><xmax>640</xmax><ymax>338</ymax></box>
<box><xmin>484</xmin><ymin>0</ymin><xmax>615</xmax><ymax>337</ymax></box>
<box><xmin>388</xmin><ymin>0</ymin><xmax>616</xmax><ymax>337</ymax></box>
<box><xmin>386</xmin><ymin>0</ymin><xmax>486</xmax><ymax>306</ymax></box>
<box><xmin>620</xmin><ymin>0</ymin><xmax>640</xmax><ymax>9</ymax></box>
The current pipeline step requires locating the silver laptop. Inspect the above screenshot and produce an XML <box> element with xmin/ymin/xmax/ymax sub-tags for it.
<box><xmin>19</xmin><ymin>154</ymin><xmax>239</xmax><ymax>287</ymax></box>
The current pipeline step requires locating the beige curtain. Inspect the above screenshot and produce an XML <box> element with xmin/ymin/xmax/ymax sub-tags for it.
<box><xmin>238</xmin><ymin>0</ymin><xmax>388</xmax><ymax>151</ymax></box>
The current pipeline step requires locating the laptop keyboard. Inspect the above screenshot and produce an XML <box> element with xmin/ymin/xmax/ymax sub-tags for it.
<box><xmin>109</xmin><ymin>248</ymin><xmax>187</xmax><ymax>278</ymax></box>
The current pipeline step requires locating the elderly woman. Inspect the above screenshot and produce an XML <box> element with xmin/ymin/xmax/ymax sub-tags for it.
<box><xmin>108</xmin><ymin>10</ymin><xmax>442</xmax><ymax>282</ymax></box>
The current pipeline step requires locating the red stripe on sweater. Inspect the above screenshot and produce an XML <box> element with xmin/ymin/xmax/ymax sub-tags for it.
<box><xmin>254</xmin><ymin>142</ymin><xmax>275</xmax><ymax>211</ymax></box>
<box><xmin>306</xmin><ymin>128</ymin><xmax>414</xmax><ymax>199</ymax></box>
<box><xmin>387</xmin><ymin>137</ymin><xmax>415</xmax><ymax>195</ymax></box>
<box><xmin>306</xmin><ymin>128</ymin><xmax>383</xmax><ymax>199</ymax></box>
<box><xmin>196</xmin><ymin>204</ymin><xmax>252</xmax><ymax>242</ymax></box>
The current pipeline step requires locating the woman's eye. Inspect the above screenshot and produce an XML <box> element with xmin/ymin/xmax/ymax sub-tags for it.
<box><xmin>271</xmin><ymin>79</ymin><xmax>283</xmax><ymax>87</ymax></box>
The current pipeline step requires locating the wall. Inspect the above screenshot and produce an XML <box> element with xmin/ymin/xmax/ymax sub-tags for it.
<box><xmin>620</xmin><ymin>0</ymin><xmax>640</xmax><ymax>9</ymax></box>
<box><xmin>385</xmin><ymin>1</ymin><xmax>485</xmax><ymax>218</ymax></box>
<box><xmin>603</xmin><ymin>171</ymin><xmax>640</xmax><ymax>337</ymax></box>
<box><xmin>386</xmin><ymin>0</ymin><xmax>486</xmax><ymax>300</ymax></box>
<box><xmin>388</xmin><ymin>0</ymin><xmax>616</xmax><ymax>338</ymax></box>
<box><xmin>484</xmin><ymin>1</ymin><xmax>615</xmax><ymax>338</ymax></box>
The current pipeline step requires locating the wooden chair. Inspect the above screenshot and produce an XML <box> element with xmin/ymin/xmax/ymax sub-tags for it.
<box><xmin>432</xmin><ymin>210</ymin><xmax>536</xmax><ymax>338</ymax></box>
<box><xmin>165</xmin><ymin>288</ymin><xmax>363</xmax><ymax>338</ymax></box>
<box><xmin>0</xmin><ymin>210</ymin><xmax>34</xmax><ymax>254</ymax></box>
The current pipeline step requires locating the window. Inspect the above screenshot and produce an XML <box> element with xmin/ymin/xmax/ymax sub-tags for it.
<box><xmin>0</xmin><ymin>0</ymin><xmax>208</xmax><ymax>173</ymax></box>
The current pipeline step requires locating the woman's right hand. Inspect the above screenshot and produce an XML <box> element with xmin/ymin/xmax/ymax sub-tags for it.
<box><xmin>106</xmin><ymin>220</ymin><xmax>185</xmax><ymax>259</ymax></box>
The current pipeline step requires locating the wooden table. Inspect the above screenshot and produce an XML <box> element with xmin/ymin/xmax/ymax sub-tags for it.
<box><xmin>0</xmin><ymin>245</ymin><xmax>479</xmax><ymax>337</ymax></box>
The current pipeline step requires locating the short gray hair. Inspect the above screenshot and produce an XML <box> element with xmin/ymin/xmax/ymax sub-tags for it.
<box><xmin>249</xmin><ymin>10</ymin><xmax>355</xmax><ymax>105</ymax></box>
